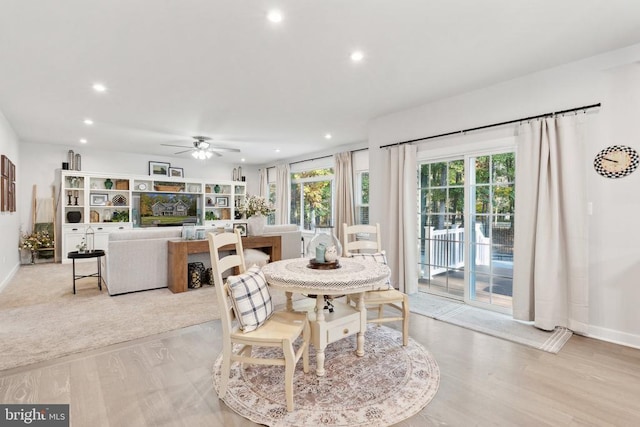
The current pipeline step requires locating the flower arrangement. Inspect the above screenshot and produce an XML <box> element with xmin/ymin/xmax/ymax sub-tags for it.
<box><xmin>19</xmin><ymin>230</ymin><xmax>54</xmax><ymax>252</ymax></box>
<box><xmin>239</xmin><ymin>194</ymin><xmax>274</xmax><ymax>218</ymax></box>
<box><xmin>76</xmin><ymin>238</ymin><xmax>87</xmax><ymax>252</ymax></box>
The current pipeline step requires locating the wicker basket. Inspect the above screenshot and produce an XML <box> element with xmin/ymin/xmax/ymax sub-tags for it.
<box><xmin>115</xmin><ymin>179</ymin><xmax>129</xmax><ymax>190</ymax></box>
<box><xmin>154</xmin><ymin>184</ymin><xmax>182</xmax><ymax>192</ymax></box>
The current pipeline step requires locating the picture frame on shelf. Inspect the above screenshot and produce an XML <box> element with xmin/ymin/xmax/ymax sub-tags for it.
<box><xmin>234</xmin><ymin>223</ymin><xmax>247</xmax><ymax>237</ymax></box>
<box><xmin>149</xmin><ymin>161</ymin><xmax>170</xmax><ymax>177</ymax></box>
<box><xmin>90</xmin><ymin>193</ymin><xmax>109</xmax><ymax>206</ymax></box>
<box><xmin>169</xmin><ymin>167</ymin><xmax>184</xmax><ymax>178</ymax></box>
<box><xmin>216</xmin><ymin>196</ymin><xmax>228</xmax><ymax>207</ymax></box>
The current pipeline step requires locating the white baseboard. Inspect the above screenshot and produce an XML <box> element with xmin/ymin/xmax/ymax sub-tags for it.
<box><xmin>587</xmin><ymin>325</ymin><xmax>640</xmax><ymax>350</ymax></box>
<box><xmin>0</xmin><ymin>262</ymin><xmax>20</xmax><ymax>293</ymax></box>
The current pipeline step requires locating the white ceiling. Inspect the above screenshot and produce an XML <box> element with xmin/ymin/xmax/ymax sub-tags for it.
<box><xmin>2</xmin><ymin>1</ymin><xmax>640</xmax><ymax>165</ymax></box>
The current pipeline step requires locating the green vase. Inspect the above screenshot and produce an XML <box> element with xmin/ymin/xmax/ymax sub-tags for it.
<box><xmin>104</xmin><ymin>178</ymin><xmax>113</xmax><ymax>190</ymax></box>
<box><xmin>214</xmin><ymin>184</ymin><xmax>220</xmax><ymax>193</ymax></box>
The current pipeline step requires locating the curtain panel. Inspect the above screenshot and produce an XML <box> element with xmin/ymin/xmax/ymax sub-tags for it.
<box><xmin>513</xmin><ymin>116</ymin><xmax>589</xmax><ymax>333</ymax></box>
<box><xmin>275</xmin><ymin>164</ymin><xmax>290</xmax><ymax>225</ymax></box>
<box><xmin>334</xmin><ymin>151</ymin><xmax>355</xmax><ymax>244</ymax></box>
<box><xmin>381</xmin><ymin>145</ymin><xmax>418</xmax><ymax>294</ymax></box>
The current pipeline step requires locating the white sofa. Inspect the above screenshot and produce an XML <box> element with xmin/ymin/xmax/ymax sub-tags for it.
<box><xmin>103</xmin><ymin>225</ymin><xmax>302</xmax><ymax>295</ymax></box>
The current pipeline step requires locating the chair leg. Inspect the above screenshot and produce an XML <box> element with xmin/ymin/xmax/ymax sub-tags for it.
<box><xmin>283</xmin><ymin>339</ymin><xmax>296</xmax><ymax>412</ymax></box>
<box><xmin>302</xmin><ymin>321</ymin><xmax>310</xmax><ymax>374</ymax></box>
<box><xmin>402</xmin><ymin>296</ymin><xmax>409</xmax><ymax>346</ymax></box>
<box><xmin>219</xmin><ymin>344</ymin><xmax>232</xmax><ymax>398</ymax></box>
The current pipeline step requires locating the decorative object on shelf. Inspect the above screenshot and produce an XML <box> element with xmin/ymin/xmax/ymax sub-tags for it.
<box><xmin>111</xmin><ymin>194</ymin><xmax>127</xmax><ymax>206</ymax></box>
<box><xmin>195</xmin><ymin>228</ymin><xmax>206</xmax><ymax>240</ymax></box>
<box><xmin>233</xmin><ymin>168</ymin><xmax>238</xmax><ymax>181</ymax></box>
<box><xmin>85</xmin><ymin>226</ymin><xmax>95</xmax><ymax>252</ymax></box>
<box><xmin>68</xmin><ymin>176</ymin><xmax>80</xmax><ymax>188</ymax></box>
<box><xmin>315</xmin><ymin>243</ymin><xmax>326</xmax><ymax>262</ymax></box>
<box><xmin>103</xmin><ymin>209</ymin><xmax>112</xmax><ymax>222</ymax></box>
<box><xmin>189</xmin><ymin>184</ymin><xmax>199</xmax><ymax>192</ymax></box>
<box><xmin>68</xmin><ymin>150</ymin><xmax>75</xmax><ymax>170</ymax></box>
<box><xmin>137</xmin><ymin>183</ymin><xmax>147</xmax><ymax>191</ymax></box>
<box><xmin>181</xmin><ymin>223</ymin><xmax>196</xmax><ymax>240</ymax></box>
<box><xmin>90</xmin><ymin>210</ymin><xmax>99</xmax><ymax>223</ymax></box>
<box><xmin>115</xmin><ymin>179</ymin><xmax>129</xmax><ymax>190</ymax></box>
<box><xmin>593</xmin><ymin>145</ymin><xmax>639</xmax><ymax>178</ymax></box>
<box><xmin>62</xmin><ymin>162</ymin><xmax>69</xmax><ymax>170</ymax></box>
<box><xmin>19</xmin><ymin>230</ymin><xmax>54</xmax><ymax>264</ymax></box>
<box><xmin>214</xmin><ymin>184</ymin><xmax>221</xmax><ymax>193</ymax></box>
<box><xmin>188</xmin><ymin>262</ymin><xmax>206</xmax><ymax>288</ymax></box>
<box><xmin>169</xmin><ymin>167</ymin><xmax>184</xmax><ymax>178</ymax></box>
<box><xmin>149</xmin><ymin>161</ymin><xmax>170</xmax><ymax>177</ymax></box>
<box><xmin>90</xmin><ymin>194</ymin><xmax>108</xmax><ymax>206</ymax></box>
<box><xmin>74</xmin><ymin>153</ymin><xmax>81</xmax><ymax>171</ymax></box>
<box><xmin>237</xmin><ymin>166</ymin><xmax>242</xmax><ymax>181</ymax></box>
<box><xmin>234</xmin><ymin>223</ymin><xmax>247</xmax><ymax>237</ymax></box>
<box><xmin>153</xmin><ymin>184</ymin><xmax>182</xmax><ymax>192</ymax></box>
<box><xmin>215</xmin><ymin>196</ymin><xmax>228</xmax><ymax>207</ymax></box>
<box><xmin>73</xmin><ymin>190</ymin><xmax>79</xmax><ymax>205</ymax></box>
<box><xmin>306</xmin><ymin>225</ymin><xmax>342</xmax><ymax>259</ymax></box>
<box><xmin>67</xmin><ymin>191</ymin><xmax>73</xmax><ymax>205</ymax></box>
<box><xmin>205</xmin><ymin>211</ymin><xmax>218</xmax><ymax>221</ymax></box>
<box><xmin>66</xmin><ymin>211</ymin><xmax>82</xmax><ymax>223</ymax></box>
<box><xmin>324</xmin><ymin>245</ymin><xmax>338</xmax><ymax>262</ymax></box>
<box><xmin>111</xmin><ymin>210</ymin><xmax>129</xmax><ymax>222</ymax></box>
<box><xmin>104</xmin><ymin>178</ymin><xmax>113</xmax><ymax>189</ymax></box>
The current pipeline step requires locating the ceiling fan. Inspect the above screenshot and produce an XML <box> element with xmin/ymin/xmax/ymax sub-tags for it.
<box><xmin>161</xmin><ymin>136</ymin><xmax>240</xmax><ymax>159</ymax></box>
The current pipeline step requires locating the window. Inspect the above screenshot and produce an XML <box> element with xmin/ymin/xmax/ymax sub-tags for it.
<box><xmin>266</xmin><ymin>182</ymin><xmax>276</xmax><ymax>225</ymax></box>
<box><xmin>355</xmin><ymin>171</ymin><xmax>369</xmax><ymax>224</ymax></box>
<box><xmin>290</xmin><ymin>168</ymin><xmax>334</xmax><ymax>230</ymax></box>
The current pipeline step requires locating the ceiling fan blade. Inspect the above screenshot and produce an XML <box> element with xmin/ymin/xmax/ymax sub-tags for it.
<box><xmin>213</xmin><ymin>151</ymin><xmax>223</xmax><ymax>157</ymax></box>
<box><xmin>161</xmin><ymin>143</ymin><xmax>192</xmax><ymax>149</ymax></box>
<box><xmin>208</xmin><ymin>146</ymin><xmax>241</xmax><ymax>153</ymax></box>
<box><xmin>174</xmin><ymin>149</ymin><xmax>193</xmax><ymax>155</ymax></box>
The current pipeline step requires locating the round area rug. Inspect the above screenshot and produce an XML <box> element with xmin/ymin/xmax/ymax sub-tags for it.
<box><xmin>212</xmin><ymin>325</ymin><xmax>440</xmax><ymax>426</ymax></box>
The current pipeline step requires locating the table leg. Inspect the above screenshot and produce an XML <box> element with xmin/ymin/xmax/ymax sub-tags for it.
<box><xmin>72</xmin><ymin>259</ymin><xmax>76</xmax><ymax>295</ymax></box>
<box><xmin>315</xmin><ymin>296</ymin><xmax>326</xmax><ymax>376</ymax></box>
<box><xmin>285</xmin><ymin>291</ymin><xmax>293</xmax><ymax>311</ymax></box>
<box><xmin>356</xmin><ymin>292</ymin><xmax>366</xmax><ymax>357</ymax></box>
<box><xmin>97</xmin><ymin>256</ymin><xmax>102</xmax><ymax>290</ymax></box>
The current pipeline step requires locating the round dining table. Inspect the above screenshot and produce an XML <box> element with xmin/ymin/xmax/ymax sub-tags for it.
<box><xmin>261</xmin><ymin>257</ymin><xmax>390</xmax><ymax>376</ymax></box>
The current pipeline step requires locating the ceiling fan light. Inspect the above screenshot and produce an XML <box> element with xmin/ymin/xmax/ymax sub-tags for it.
<box><xmin>205</xmin><ymin>151</ymin><xmax>213</xmax><ymax>159</ymax></box>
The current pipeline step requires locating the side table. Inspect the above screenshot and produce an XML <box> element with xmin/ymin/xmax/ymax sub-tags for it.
<box><xmin>67</xmin><ymin>250</ymin><xmax>105</xmax><ymax>294</ymax></box>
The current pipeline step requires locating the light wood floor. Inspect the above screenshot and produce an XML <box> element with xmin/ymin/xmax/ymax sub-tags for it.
<box><xmin>1</xmin><ymin>314</ymin><xmax>639</xmax><ymax>426</ymax></box>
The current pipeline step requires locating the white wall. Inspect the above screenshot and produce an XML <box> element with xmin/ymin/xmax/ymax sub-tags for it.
<box><xmin>369</xmin><ymin>43</ymin><xmax>640</xmax><ymax>348</ymax></box>
<box><xmin>0</xmin><ymin>111</ymin><xmax>20</xmax><ymax>289</ymax></box>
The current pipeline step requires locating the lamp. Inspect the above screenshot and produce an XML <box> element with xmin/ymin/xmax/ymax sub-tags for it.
<box><xmin>85</xmin><ymin>226</ymin><xmax>95</xmax><ymax>252</ymax></box>
<box><xmin>192</xmin><ymin>150</ymin><xmax>213</xmax><ymax>160</ymax></box>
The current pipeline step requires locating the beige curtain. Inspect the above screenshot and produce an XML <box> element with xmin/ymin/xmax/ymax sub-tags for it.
<box><xmin>258</xmin><ymin>168</ymin><xmax>268</xmax><ymax>198</ymax></box>
<box><xmin>334</xmin><ymin>151</ymin><xmax>355</xmax><ymax>244</ymax></box>
<box><xmin>275</xmin><ymin>164</ymin><xmax>290</xmax><ymax>225</ymax></box>
<box><xmin>381</xmin><ymin>145</ymin><xmax>418</xmax><ymax>294</ymax></box>
<box><xmin>513</xmin><ymin>115</ymin><xmax>589</xmax><ymax>333</ymax></box>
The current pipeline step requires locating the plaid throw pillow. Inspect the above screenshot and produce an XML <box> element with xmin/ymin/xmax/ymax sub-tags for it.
<box><xmin>227</xmin><ymin>266</ymin><xmax>274</xmax><ymax>332</ymax></box>
<box><xmin>350</xmin><ymin>251</ymin><xmax>391</xmax><ymax>289</ymax></box>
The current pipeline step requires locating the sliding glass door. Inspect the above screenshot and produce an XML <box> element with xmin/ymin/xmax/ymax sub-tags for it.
<box><xmin>418</xmin><ymin>151</ymin><xmax>515</xmax><ymax>311</ymax></box>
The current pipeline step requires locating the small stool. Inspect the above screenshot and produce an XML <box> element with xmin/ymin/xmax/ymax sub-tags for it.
<box><xmin>67</xmin><ymin>250</ymin><xmax>105</xmax><ymax>294</ymax></box>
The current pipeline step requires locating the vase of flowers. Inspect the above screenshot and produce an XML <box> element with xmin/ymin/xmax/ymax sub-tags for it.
<box><xmin>19</xmin><ymin>230</ymin><xmax>54</xmax><ymax>264</ymax></box>
<box><xmin>239</xmin><ymin>195</ymin><xmax>274</xmax><ymax>236</ymax></box>
<box><xmin>76</xmin><ymin>238</ymin><xmax>87</xmax><ymax>254</ymax></box>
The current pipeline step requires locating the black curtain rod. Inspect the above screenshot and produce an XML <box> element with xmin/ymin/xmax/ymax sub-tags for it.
<box><xmin>379</xmin><ymin>102</ymin><xmax>601</xmax><ymax>149</ymax></box>
<box><xmin>283</xmin><ymin>147</ymin><xmax>368</xmax><ymax>167</ymax></box>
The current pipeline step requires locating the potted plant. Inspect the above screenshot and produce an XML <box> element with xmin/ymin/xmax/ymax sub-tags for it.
<box><xmin>19</xmin><ymin>230</ymin><xmax>54</xmax><ymax>264</ymax></box>
<box><xmin>238</xmin><ymin>195</ymin><xmax>274</xmax><ymax>236</ymax></box>
<box><xmin>76</xmin><ymin>238</ymin><xmax>87</xmax><ymax>254</ymax></box>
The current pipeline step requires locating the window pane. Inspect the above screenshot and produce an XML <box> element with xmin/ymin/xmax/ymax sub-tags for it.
<box><xmin>302</xmin><ymin>180</ymin><xmax>332</xmax><ymax>229</ymax></box>
<box><xmin>429</xmin><ymin>162</ymin><xmax>447</xmax><ymax>187</ymax></box>
<box><xmin>361</xmin><ymin>172</ymin><xmax>369</xmax><ymax>204</ymax></box>
<box><xmin>447</xmin><ymin>187</ymin><xmax>464</xmax><ymax>216</ymax></box>
<box><xmin>492</xmin><ymin>152</ymin><xmax>515</xmax><ymax>183</ymax></box>
<box><xmin>428</xmin><ymin>189</ymin><xmax>446</xmax><ymax>214</ymax></box>
<box><xmin>290</xmin><ymin>182</ymin><xmax>301</xmax><ymax>226</ymax></box>
<box><xmin>475</xmin><ymin>156</ymin><xmax>490</xmax><ymax>184</ymax></box>
<box><xmin>493</xmin><ymin>184</ymin><xmax>515</xmax><ymax>214</ymax></box>
<box><xmin>474</xmin><ymin>186</ymin><xmax>490</xmax><ymax>213</ymax></box>
<box><xmin>291</xmin><ymin>168</ymin><xmax>333</xmax><ymax>179</ymax></box>
<box><xmin>448</xmin><ymin>159</ymin><xmax>464</xmax><ymax>185</ymax></box>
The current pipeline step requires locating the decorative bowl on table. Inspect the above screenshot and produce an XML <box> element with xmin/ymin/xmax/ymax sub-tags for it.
<box><xmin>307</xmin><ymin>258</ymin><xmax>341</xmax><ymax>270</ymax></box>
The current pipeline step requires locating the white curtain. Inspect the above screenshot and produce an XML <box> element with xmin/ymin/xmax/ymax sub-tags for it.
<box><xmin>334</xmin><ymin>151</ymin><xmax>355</xmax><ymax>244</ymax></box>
<box><xmin>381</xmin><ymin>145</ymin><xmax>418</xmax><ymax>294</ymax></box>
<box><xmin>258</xmin><ymin>168</ymin><xmax>268</xmax><ymax>198</ymax></box>
<box><xmin>275</xmin><ymin>164</ymin><xmax>290</xmax><ymax>225</ymax></box>
<box><xmin>513</xmin><ymin>115</ymin><xmax>589</xmax><ymax>333</ymax></box>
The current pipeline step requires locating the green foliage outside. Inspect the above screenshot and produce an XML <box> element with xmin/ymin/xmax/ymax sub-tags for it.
<box><xmin>290</xmin><ymin>168</ymin><xmax>333</xmax><ymax>229</ymax></box>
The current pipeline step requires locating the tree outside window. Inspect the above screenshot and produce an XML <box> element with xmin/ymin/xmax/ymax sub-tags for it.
<box><xmin>290</xmin><ymin>168</ymin><xmax>334</xmax><ymax>230</ymax></box>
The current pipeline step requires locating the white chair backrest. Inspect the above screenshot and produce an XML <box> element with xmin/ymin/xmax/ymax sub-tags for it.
<box><xmin>342</xmin><ymin>223</ymin><xmax>382</xmax><ymax>255</ymax></box>
<box><xmin>207</xmin><ymin>230</ymin><xmax>247</xmax><ymax>335</ymax></box>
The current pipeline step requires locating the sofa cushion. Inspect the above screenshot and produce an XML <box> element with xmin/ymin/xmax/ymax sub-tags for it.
<box><xmin>227</xmin><ymin>266</ymin><xmax>274</xmax><ymax>332</ymax></box>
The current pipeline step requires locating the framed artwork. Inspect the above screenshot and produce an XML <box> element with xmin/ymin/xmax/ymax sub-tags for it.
<box><xmin>9</xmin><ymin>161</ymin><xmax>15</xmax><ymax>182</ymax></box>
<box><xmin>9</xmin><ymin>182</ymin><xmax>15</xmax><ymax>212</ymax></box>
<box><xmin>90</xmin><ymin>193</ymin><xmax>109</xmax><ymax>206</ymax></box>
<box><xmin>0</xmin><ymin>177</ymin><xmax>7</xmax><ymax>212</ymax></box>
<box><xmin>149</xmin><ymin>161</ymin><xmax>170</xmax><ymax>177</ymax></box>
<box><xmin>216</xmin><ymin>196</ymin><xmax>228</xmax><ymax>207</ymax></box>
<box><xmin>1</xmin><ymin>155</ymin><xmax>7</xmax><ymax>178</ymax></box>
<box><xmin>169</xmin><ymin>167</ymin><xmax>184</xmax><ymax>178</ymax></box>
<box><xmin>234</xmin><ymin>223</ymin><xmax>247</xmax><ymax>237</ymax></box>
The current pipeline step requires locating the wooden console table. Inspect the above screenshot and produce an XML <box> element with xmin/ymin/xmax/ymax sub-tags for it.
<box><xmin>167</xmin><ymin>235</ymin><xmax>282</xmax><ymax>293</ymax></box>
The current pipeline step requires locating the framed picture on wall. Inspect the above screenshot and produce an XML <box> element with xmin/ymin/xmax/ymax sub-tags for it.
<box><xmin>149</xmin><ymin>161</ymin><xmax>170</xmax><ymax>177</ymax></box>
<box><xmin>1</xmin><ymin>155</ymin><xmax>7</xmax><ymax>178</ymax></box>
<box><xmin>169</xmin><ymin>167</ymin><xmax>184</xmax><ymax>178</ymax></box>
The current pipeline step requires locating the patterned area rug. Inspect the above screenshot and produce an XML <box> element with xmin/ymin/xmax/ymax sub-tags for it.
<box><xmin>212</xmin><ymin>325</ymin><xmax>439</xmax><ymax>427</ymax></box>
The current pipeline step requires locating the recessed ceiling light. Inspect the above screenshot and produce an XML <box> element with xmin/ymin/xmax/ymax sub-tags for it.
<box><xmin>241</xmin><ymin>158</ymin><xmax>246</xmax><ymax>162</ymax></box>
<box><xmin>275</xmin><ymin>148</ymin><xmax>281</xmax><ymax>153</ymax></box>
<box><xmin>79</xmin><ymin>138</ymin><xmax>87</xmax><ymax>143</ymax></box>
<box><xmin>92</xmin><ymin>83</ymin><xmax>107</xmax><ymax>92</ymax></box>
<box><xmin>267</xmin><ymin>10</ymin><xmax>283</xmax><ymax>23</ymax></box>
<box><xmin>83</xmin><ymin>119</ymin><xmax>94</xmax><ymax>125</ymax></box>
<box><xmin>325</xmin><ymin>133</ymin><xmax>332</xmax><ymax>140</ymax></box>
<box><xmin>350</xmin><ymin>51</ymin><xmax>364</xmax><ymax>62</ymax></box>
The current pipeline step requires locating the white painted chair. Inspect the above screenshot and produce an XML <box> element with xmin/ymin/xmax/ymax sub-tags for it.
<box><xmin>208</xmin><ymin>230</ymin><xmax>310</xmax><ymax>412</ymax></box>
<box><xmin>342</xmin><ymin>223</ymin><xmax>410</xmax><ymax>346</ymax></box>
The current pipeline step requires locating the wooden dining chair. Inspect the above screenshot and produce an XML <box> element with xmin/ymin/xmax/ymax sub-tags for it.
<box><xmin>207</xmin><ymin>230</ymin><xmax>310</xmax><ymax>412</ymax></box>
<box><xmin>342</xmin><ymin>223</ymin><xmax>409</xmax><ymax>346</ymax></box>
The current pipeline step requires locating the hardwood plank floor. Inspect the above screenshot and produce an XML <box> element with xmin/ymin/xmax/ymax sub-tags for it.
<box><xmin>1</xmin><ymin>314</ymin><xmax>639</xmax><ymax>426</ymax></box>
